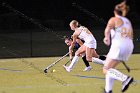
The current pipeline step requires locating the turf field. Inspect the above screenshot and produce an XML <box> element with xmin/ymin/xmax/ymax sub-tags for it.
<box><xmin>0</xmin><ymin>54</ymin><xmax>140</xmax><ymax>93</ymax></box>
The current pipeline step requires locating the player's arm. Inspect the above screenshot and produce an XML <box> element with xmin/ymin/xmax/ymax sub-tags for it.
<box><xmin>68</xmin><ymin>46</ymin><xmax>73</xmax><ymax>61</ymax></box>
<box><xmin>129</xmin><ymin>23</ymin><xmax>134</xmax><ymax>40</ymax></box>
<box><xmin>104</xmin><ymin>17</ymin><xmax>115</xmax><ymax>46</ymax></box>
<box><xmin>69</xmin><ymin>32</ymin><xmax>77</xmax><ymax>53</ymax></box>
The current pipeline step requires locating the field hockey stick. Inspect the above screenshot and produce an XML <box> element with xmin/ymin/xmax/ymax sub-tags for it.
<box><xmin>64</xmin><ymin>59</ymin><xmax>71</xmax><ymax>66</ymax></box>
<box><xmin>122</xmin><ymin>61</ymin><xmax>130</xmax><ymax>72</ymax></box>
<box><xmin>44</xmin><ymin>52</ymin><xmax>69</xmax><ymax>73</ymax></box>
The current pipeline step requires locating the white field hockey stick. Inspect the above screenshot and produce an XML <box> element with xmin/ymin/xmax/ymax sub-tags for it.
<box><xmin>44</xmin><ymin>52</ymin><xmax>69</xmax><ymax>73</ymax></box>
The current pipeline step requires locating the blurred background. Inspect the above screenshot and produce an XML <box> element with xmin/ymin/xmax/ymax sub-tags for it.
<box><xmin>0</xmin><ymin>0</ymin><xmax>140</xmax><ymax>58</ymax></box>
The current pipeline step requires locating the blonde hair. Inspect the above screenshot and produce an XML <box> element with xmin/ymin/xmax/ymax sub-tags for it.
<box><xmin>69</xmin><ymin>20</ymin><xmax>79</xmax><ymax>27</ymax></box>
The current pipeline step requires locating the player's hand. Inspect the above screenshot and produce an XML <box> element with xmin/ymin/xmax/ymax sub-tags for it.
<box><xmin>103</xmin><ymin>37</ymin><xmax>110</xmax><ymax>46</ymax></box>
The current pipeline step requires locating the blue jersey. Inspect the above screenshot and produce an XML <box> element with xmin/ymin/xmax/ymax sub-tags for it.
<box><xmin>74</xmin><ymin>42</ymin><xmax>80</xmax><ymax>49</ymax></box>
<box><xmin>74</xmin><ymin>39</ymin><xmax>85</xmax><ymax>50</ymax></box>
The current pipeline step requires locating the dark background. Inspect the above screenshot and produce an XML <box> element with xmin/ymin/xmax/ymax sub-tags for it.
<box><xmin>0</xmin><ymin>0</ymin><xmax>140</xmax><ymax>58</ymax></box>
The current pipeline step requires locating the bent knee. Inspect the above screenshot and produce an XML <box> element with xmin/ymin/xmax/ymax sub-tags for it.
<box><xmin>86</xmin><ymin>57</ymin><xmax>92</xmax><ymax>62</ymax></box>
<box><xmin>103</xmin><ymin>66</ymin><xmax>109</xmax><ymax>75</ymax></box>
<box><xmin>75</xmin><ymin>52</ymin><xmax>80</xmax><ymax>56</ymax></box>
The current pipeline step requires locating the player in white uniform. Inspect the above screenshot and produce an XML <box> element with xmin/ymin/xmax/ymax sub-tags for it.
<box><xmin>103</xmin><ymin>4</ymin><xmax>134</xmax><ymax>93</ymax></box>
<box><xmin>63</xmin><ymin>20</ymin><xmax>106</xmax><ymax>72</ymax></box>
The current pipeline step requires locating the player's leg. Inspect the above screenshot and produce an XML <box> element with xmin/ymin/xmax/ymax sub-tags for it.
<box><xmin>103</xmin><ymin>58</ymin><xmax>119</xmax><ymax>93</ymax></box>
<box><xmin>85</xmin><ymin>47</ymin><xmax>106</xmax><ymax>65</ymax></box>
<box><xmin>103</xmin><ymin>58</ymin><xmax>133</xmax><ymax>93</ymax></box>
<box><xmin>68</xmin><ymin>45</ymin><xmax>86</xmax><ymax>69</ymax></box>
<box><xmin>63</xmin><ymin>45</ymin><xmax>86</xmax><ymax>72</ymax></box>
<box><xmin>92</xmin><ymin>57</ymin><xmax>105</xmax><ymax>65</ymax></box>
<box><xmin>82</xmin><ymin>55</ymin><xmax>90</xmax><ymax>67</ymax></box>
<box><xmin>91</xmin><ymin>49</ymin><xmax>106</xmax><ymax>65</ymax></box>
<box><xmin>81</xmin><ymin>54</ymin><xmax>92</xmax><ymax>71</ymax></box>
<box><xmin>85</xmin><ymin>47</ymin><xmax>98</xmax><ymax>62</ymax></box>
<box><xmin>84</xmin><ymin>42</ymin><xmax>106</xmax><ymax>65</ymax></box>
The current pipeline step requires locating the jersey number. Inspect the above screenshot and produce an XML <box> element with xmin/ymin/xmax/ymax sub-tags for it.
<box><xmin>121</xmin><ymin>27</ymin><xmax>133</xmax><ymax>39</ymax></box>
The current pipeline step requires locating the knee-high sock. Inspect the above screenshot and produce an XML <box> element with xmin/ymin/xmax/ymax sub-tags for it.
<box><xmin>68</xmin><ymin>55</ymin><xmax>79</xmax><ymax>69</ymax></box>
<box><xmin>92</xmin><ymin>57</ymin><xmax>105</xmax><ymax>65</ymax></box>
<box><xmin>107</xmin><ymin>68</ymin><xmax>128</xmax><ymax>82</ymax></box>
<box><xmin>82</xmin><ymin>55</ymin><xmax>90</xmax><ymax>67</ymax></box>
<box><xmin>105</xmin><ymin>74</ymin><xmax>115</xmax><ymax>92</ymax></box>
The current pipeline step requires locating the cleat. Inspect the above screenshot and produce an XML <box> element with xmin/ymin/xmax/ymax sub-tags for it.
<box><xmin>122</xmin><ymin>76</ymin><xmax>133</xmax><ymax>92</ymax></box>
<box><xmin>63</xmin><ymin>65</ymin><xmax>71</xmax><ymax>72</ymax></box>
<box><xmin>83</xmin><ymin>66</ymin><xmax>92</xmax><ymax>71</ymax></box>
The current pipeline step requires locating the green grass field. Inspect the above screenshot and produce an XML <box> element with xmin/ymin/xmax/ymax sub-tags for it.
<box><xmin>0</xmin><ymin>54</ymin><xmax>140</xmax><ymax>93</ymax></box>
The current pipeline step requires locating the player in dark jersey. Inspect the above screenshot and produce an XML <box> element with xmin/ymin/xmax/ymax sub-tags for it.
<box><xmin>64</xmin><ymin>36</ymin><xmax>92</xmax><ymax>71</ymax></box>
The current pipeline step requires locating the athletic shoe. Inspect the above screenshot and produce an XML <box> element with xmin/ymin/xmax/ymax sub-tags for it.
<box><xmin>103</xmin><ymin>89</ymin><xmax>112</xmax><ymax>93</ymax></box>
<box><xmin>122</xmin><ymin>76</ymin><xmax>134</xmax><ymax>92</ymax></box>
<box><xmin>63</xmin><ymin>65</ymin><xmax>71</xmax><ymax>72</ymax></box>
<box><xmin>83</xmin><ymin>66</ymin><xmax>92</xmax><ymax>71</ymax></box>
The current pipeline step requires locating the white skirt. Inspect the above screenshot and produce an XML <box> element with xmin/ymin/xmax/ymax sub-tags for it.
<box><xmin>83</xmin><ymin>42</ymin><xmax>97</xmax><ymax>49</ymax></box>
<box><xmin>107</xmin><ymin>42</ymin><xmax>134</xmax><ymax>62</ymax></box>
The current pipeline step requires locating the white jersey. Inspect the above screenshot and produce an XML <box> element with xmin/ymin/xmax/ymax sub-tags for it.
<box><xmin>107</xmin><ymin>16</ymin><xmax>134</xmax><ymax>61</ymax></box>
<box><xmin>77</xmin><ymin>26</ymin><xmax>97</xmax><ymax>49</ymax></box>
<box><xmin>111</xmin><ymin>15</ymin><xmax>133</xmax><ymax>46</ymax></box>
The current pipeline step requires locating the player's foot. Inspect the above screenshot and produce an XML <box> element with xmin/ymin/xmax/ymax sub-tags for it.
<box><xmin>63</xmin><ymin>65</ymin><xmax>71</xmax><ymax>72</ymax></box>
<box><xmin>122</xmin><ymin>76</ymin><xmax>133</xmax><ymax>92</ymax></box>
<box><xmin>103</xmin><ymin>89</ymin><xmax>112</xmax><ymax>93</ymax></box>
<box><xmin>83</xmin><ymin>66</ymin><xmax>92</xmax><ymax>71</ymax></box>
